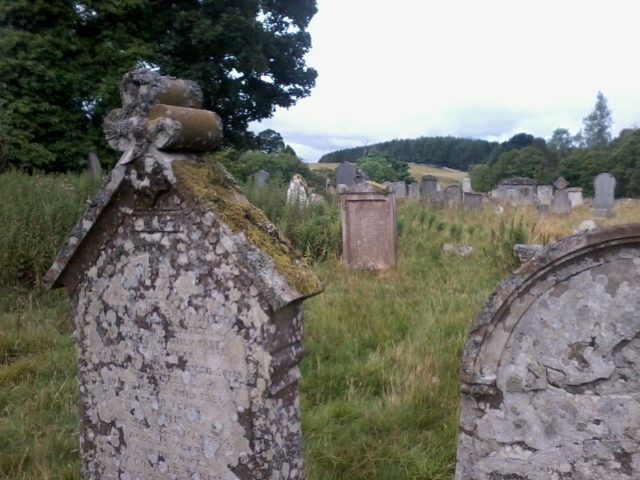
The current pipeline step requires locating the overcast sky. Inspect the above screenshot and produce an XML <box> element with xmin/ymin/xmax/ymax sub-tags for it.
<box><xmin>250</xmin><ymin>1</ymin><xmax>640</xmax><ymax>162</ymax></box>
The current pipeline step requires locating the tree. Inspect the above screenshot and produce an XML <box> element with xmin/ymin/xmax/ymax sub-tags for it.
<box><xmin>582</xmin><ymin>91</ymin><xmax>612</xmax><ymax>149</ymax></box>
<box><xmin>0</xmin><ymin>0</ymin><xmax>318</xmax><ymax>171</ymax></box>
<box><xmin>548</xmin><ymin>128</ymin><xmax>573</xmax><ymax>155</ymax></box>
<box><xmin>257</xmin><ymin>129</ymin><xmax>285</xmax><ymax>154</ymax></box>
<box><xmin>357</xmin><ymin>151</ymin><xmax>411</xmax><ymax>183</ymax></box>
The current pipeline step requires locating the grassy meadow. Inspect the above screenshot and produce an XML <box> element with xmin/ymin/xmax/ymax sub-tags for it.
<box><xmin>1</xmin><ymin>170</ymin><xmax>638</xmax><ymax>479</ymax></box>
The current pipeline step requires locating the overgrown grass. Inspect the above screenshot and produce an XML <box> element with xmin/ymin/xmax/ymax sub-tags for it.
<box><xmin>2</xmin><ymin>171</ymin><xmax>640</xmax><ymax>479</ymax></box>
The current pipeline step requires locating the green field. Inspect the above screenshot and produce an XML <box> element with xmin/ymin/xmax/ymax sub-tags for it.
<box><xmin>1</xmin><ymin>171</ymin><xmax>638</xmax><ymax>479</ymax></box>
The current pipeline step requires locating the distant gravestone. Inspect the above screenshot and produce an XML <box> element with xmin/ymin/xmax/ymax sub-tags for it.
<box><xmin>536</xmin><ymin>185</ymin><xmax>553</xmax><ymax>206</ymax></box>
<box><xmin>407</xmin><ymin>183</ymin><xmax>420</xmax><ymax>200</ymax></box>
<box><xmin>427</xmin><ymin>191</ymin><xmax>445</xmax><ymax>209</ymax></box>
<box><xmin>462</xmin><ymin>176</ymin><xmax>472</xmax><ymax>193</ymax></box>
<box><xmin>567</xmin><ymin>187</ymin><xmax>584</xmax><ymax>207</ymax></box>
<box><xmin>340</xmin><ymin>182</ymin><xmax>397</xmax><ymax>270</ymax></box>
<box><xmin>87</xmin><ymin>152</ymin><xmax>102</xmax><ymax>179</ymax></box>
<box><xmin>287</xmin><ymin>174</ymin><xmax>309</xmax><ymax>206</ymax></box>
<box><xmin>393</xmin><ymin>181</ymin><xmax>407</xmax><ymax>198</ymax></box>
<box><xmin>421</xmin><ymin>175</ymin><xmax>438</xmax><ymax>199</ymax></box>
<box><xmin>456</xmin><ymin>225</ymin><xmax>640</xmax><ymax>479</ymax></box>
<box><xmin>254</xmin><ymin>169</ymin><xmax>270</xmax><ymax>188</ymax></box>
<box><xmin>593</xmin><ymin>173</ymin><xmax>616</xmax><ymax>217</ymax></box>
<box><xmin>444</xmin><ymin>184</ymin><xmax>463</xmax><ymax>209</ymax></box>
<box><xmin>44</xmin><ymin>69</ymin><xmax>322</xmax><ymax>480</ymax></box>
<box><xmin>463</xmin><ymin>192</ymin><xmax>482</xmax><ymax>211</ymax></box>
<box><xmin>496</xmin><ymin>177</ymin><xmax>536</xmax><ymax>205</ymax></box>
<box><xmin>550</xmin><ymin>176</ymin><xmax>571</xmax><ymax>216</ymax></box>
<box><xmin>336</xmin><ymin>162</ymin><xmax>357</xmax><ymax>187</ymax></box>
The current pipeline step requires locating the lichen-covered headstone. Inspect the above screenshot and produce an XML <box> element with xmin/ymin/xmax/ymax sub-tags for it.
<box><xmin>462</xmin><ymin>176</ymin><xmax>472</xmax><ymax>193</ymax></box>
<box><xmin>456</xmin><ymin>224</ymin><xmax>640</xmax><ymax>480</ymax></box>
<box><xmin>550</xmin><ymin>176</ymin><xmax>571</xmax><ymax>216</ymax></box>
<box><xmin>593</xmin><ymin>172</ymin><xmax>616</xmax><ymax>217</ymax></box>
<box><xmin>463</xmin><ymin>192</ymin><xmax>483</xmax><ymax>211</ymax></box>
<box><xmin>393</xmin><ymin>181</ymin><xmax>407</xmax><ymax>198</ymax></box>
<box><xmin>286</xmin><ymin>174</ymin><xmax>309</xmax><ymax>206</ymax></box>
<box><xmin>340</xmin><ymin>182</ymin><xmax>397</xmax><ymax>270</ymax></box>
<box><xmin>44</xmin><ymin>69</ymin><xmax>322</xmax><ymax>480</ymax></box>
<box><xmin>567</xmin><ymin>187</ymin><xmax>584</xmax><ymax>207</ymax></box>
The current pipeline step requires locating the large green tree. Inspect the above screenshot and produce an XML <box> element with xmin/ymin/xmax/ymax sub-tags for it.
<box><xmin>0</xmin><ymin>0</ymin><xmax>317</xmax><ymax>171</ymax></box>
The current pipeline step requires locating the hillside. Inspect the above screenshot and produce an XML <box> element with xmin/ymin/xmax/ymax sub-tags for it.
<box><xmin>318</xmin><ymin>136</ymin><xmax>500</xmax><ymax>171</ymax></box>
<box><xmin>308</xmin><ymin>162</ymin><xmax>467</xmax><ymax>185</ymax></box>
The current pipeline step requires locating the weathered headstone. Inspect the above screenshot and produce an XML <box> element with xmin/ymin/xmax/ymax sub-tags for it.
<box><xmin>463</xmin><ymin>192</ymin><xmax>483</xmax><ymax>211</ymax></box>
<box><xmin>340</xmin><ymin>182</ymin><xmax>397</xmax><ymax>270</ymax></box>
<box><xmin>287</xmin><ymin>173</ymin><xmax>309</xmax><ymax>206</ymax></box>
<box><xmin>456</xmin><ymin>225</ymin><xmax>640</xmax><ymax>479</ymax></box>
<box><xmin>444</xmin><ymin>184</ymin><xmax>463</xmax><ymax>209</ymax></box>
<box><xmin>393</xmin><ymin>181</ymin><xmax>407</xmax><ymax>198</ymax></box>
<box><xmin>536</xmin><ymin>185</ymin><xmax>553</xmax><ymax>206</ymax></box>
<box><xmin>593</xmin><ymin>172</ymin><xmax>616</xmax><ymax>217</ymax></box>
<box><xmin>550</xmin><ymin>176</ymin><xmax>571</xmax><ymax>216</ymax></box>
<box><xmin>462</xmin><ymin>176</ymin><xmax>472</xmax><ymax>193</ymax></box>
<box><xmin>87</xmin><ymin>152</ymin><xmax>102</xmax><ymax>179</ymax></box>
<box><xmin>427</xmin><ymin>191</ymin><xmax>445</xmax><ymax>209</ymax></box>
<box><xmin>421</xmin><ymin>175</ymin><xmax>438</xmax><ymax>200</ymax></box>
<box><xmin>567</xmin><ymin>187</ymin><xmax>584</xmax><ymax>207</ymax></box>
<box><xmin>407</xmin><ymin>182</ymin><xmax>420</xmax><ymax>201</ymax></box>
<box><xmin>496</xmin><ymin>177</ymin><xmax>536</xmax><ymax>205</ymax></box>
<box><xmin>44</xmin><ymin>69</ymin><xmax>322</xmax><ymax>480</ymax></box>
<box><xmin>336</xmin><ymin>161</ymin><xmax>357</xmax><ymax>187</ymax></box>
<box><xmin>253</xmin><ymin>169</ymin><xmax>270</xmax><ymax>188</ymax></box>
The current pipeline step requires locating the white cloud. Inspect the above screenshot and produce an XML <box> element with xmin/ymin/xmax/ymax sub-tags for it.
<box><xmin>251</xmin><ymin>0</ymin><xmax>640</xmax><ymax>160</ymax></box>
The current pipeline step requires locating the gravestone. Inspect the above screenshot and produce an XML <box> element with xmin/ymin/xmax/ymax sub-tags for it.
<box><xmin>496</xmin><ymin>177</ymin><xmax>536</xmax><ymax>205</ymax></box>
<box><xmin>421</xmin><ymin>175</ymin><xmax>438</xmax><ymax>200</ymax></box>
<box><xmin>462</xmin><ymin>176</ymin><xmax>472</xmax><ymax>193</ymax></box>
<box><xmin>456</xmin><ymin>224</ymin><xmax>640</xmax><ymax>479</ymax></box>
<box><xmin>336</xmin><ymin>161</ymin><xmax>357</xmax><ymax>187</ymax></box>
<box><xmin>550</xmin><ymin>176</ymin><xmax>571</xmax><ymax>216</ymax></box>
<box><xmin>44</xmin><ymin>69</ymin><xmax>322</xmax><ymax>480</ymax></box>
<box><xmin>393</xmin><ymin>181</ymin><xmax>407</xmax><ymax>198</ymax></box>
<box><xmin>444</xmin><ymin>184</ymin><xmax>463</xmax><ymax>209</ymax></box>
<box><xmin>254</xmin><ymin>169</ymin><xmax>270</xmax><ymax>188</ymax></box>
<box><xmin>87</xmin><ymin>152</ymin><xmax>102</xmax><ymax>179</ymax></box>
<box><xmin>593</xmin><ymin>172</ymin><xmax>616</xmax><ymax>217</ymax></box>
<box><xmin>427</xmin><ymin>191</ymin><xmax>445</xmax><ymax>209</ymax></box>
<box><xmin>287</xmin><ymin>174</ymin><xmax>309</xmax><ymax>206</ymax></box>
<box><xmin>536</xmin><ymin>185</ymin><xmax>553</xmax><ymax>206</ymax></box>
<box><xmin>407</xmin><ymin>183</ymin><xmax>420</xmax><ymax>200</ymax></box>
<box><xmin>340</xmin><ymin>182</ymin><xmax>397</xmax><ymax>270</ymax></box>
<box><xmin>567</xmin><ymin>187</ymin><xmax>584</xmax><ymax>207</ymax></box>
<box><xmin>463</xmin><ymin>192</ymin><xmax>482</xmax><ymax>211</ymax></box>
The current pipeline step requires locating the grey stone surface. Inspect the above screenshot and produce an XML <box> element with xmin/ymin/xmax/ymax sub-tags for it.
<box><xmin>536</xmin><ymin>185</ymin><xmax>553</xmax><ymax>206</ymax></box>
<box><xmin>87</xmin><ymin>152</ymin><xmax>102</xmax><ymax>179</ymax></box>
<box><xmin>444</xmin><ymin>184</ymin><xmax>463</xmax><ymax>209</ymax></box>
<box><xmin>550</xmin><ymin>177</ymin><xmax>571</xmax><ymax>216</ymax></box>
<box><xmin>254</xmin><ymin>169</ymin><xmax>270</xmax><ymax>188</ymax></box>
<box><xmin>462</xmin><ymin>176</ymin><xmax>472</xmax><ymax>193</ymax></box>
<box><xmin>463</xmin><ymin>192</ymin><xmax>483</xmax><ymax>211</ymax></box>
<box><xmin>495</xmin><ymin>177</ymin><xmax>536</xmax><ymax>205</ymax></box>
<box><xmin>393</xmin><ymin>181</ymin><xmax>407</xmax><ymax>198</ymax></box>
<box><xmin>513</xmin><ymin>243</ymin><xmax>544</xmax><ymax>264</ymax></box>
<box><xmin>407</xmin><ymin>183</ymin><xmax>420</xmax><ymax>200</ymax></box>
<box><xmin>594</xmin><ymin>173</ymin><xmax>616</xmax><ymax>217</ymax></box>
<box><xmin>286</xmin><ymin>174</ymin><xmax>309</xmax><ymax>206</ymax></box>
<box><xmin>456</xmin><ymin>225</ymin><xmax>640</xmax><ymax>480</ymax></box>
<box><xmin>44</xmin><ymin>69</ymin><xmax>322</xmax><ymax>480</ymax></box>
<box><xmin>336</xmin><ymin>162</ymin><xmax>357</xmax><ymax>187</ymax></box>
<box><xmin>421</xmin><ymin>175</ymin><xmax>438</xmax><ymax>199</ymax></box>
<box><xmin>567</xmin><ymin>187</ymin><xmax>584</xmax><ymax>207</ymax></box>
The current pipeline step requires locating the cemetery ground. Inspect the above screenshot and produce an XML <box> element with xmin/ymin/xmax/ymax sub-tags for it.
<box><xmin>2</xmin><ymin>171</ymin><xmax>640</xmax><ymax>479</ymax></box>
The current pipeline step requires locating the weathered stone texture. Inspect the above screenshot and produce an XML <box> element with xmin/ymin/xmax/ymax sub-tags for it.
<box><xmin>340</xmin><ymin>183</ymin><xmax>397</xmax><ymax>270</ymax></box>
<box><xmin>456</xmin><ymin>225</ymin><xmax>640</xmax><ymax>480</ymax></box>
<box><xmin>594</xmin><ymin>173</ymin><xmax>616</xmax><ymax>217</ymax></box>
<box><xmin>45</xmin><ymin>69</ymin><xmax>322</xmax><ymax>480</ymax></box>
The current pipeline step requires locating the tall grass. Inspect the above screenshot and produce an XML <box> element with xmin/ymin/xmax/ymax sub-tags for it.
<box><xmin>3</xmin><ymin>171</ymin><xmax>640</xmax><ymax>479</ymax></box>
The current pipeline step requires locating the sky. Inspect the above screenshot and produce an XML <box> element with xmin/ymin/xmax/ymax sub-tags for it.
<box><xmin>250</xmin><ymin>1</ymin><xmax>640</xmax><ymax>162</ymax></box>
